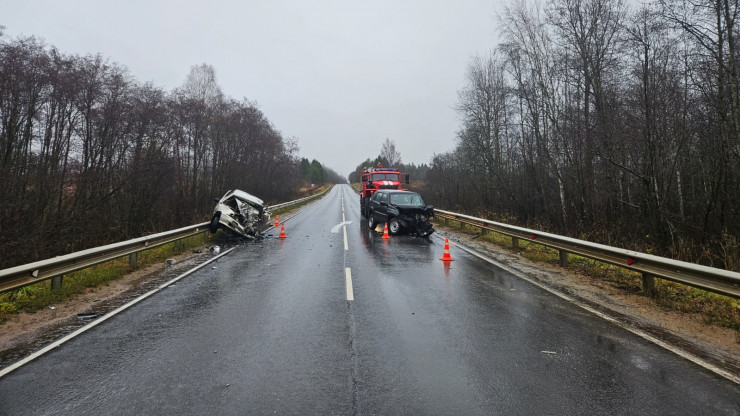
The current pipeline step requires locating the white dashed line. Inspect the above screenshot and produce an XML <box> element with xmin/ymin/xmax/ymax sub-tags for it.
<box><xmin>341</xmin><ymin>189</ymin><xmax>353</xmax><ymax>301</ymax></box>
<box><xmin>345</xmin><ymin>268</ymin><xmax>354</xmax><ymax>301</ymax></box>
<box><xmin>343</xmin><ymin>226</ymin><xmax>349</xmax><ymax>251</ymax></box>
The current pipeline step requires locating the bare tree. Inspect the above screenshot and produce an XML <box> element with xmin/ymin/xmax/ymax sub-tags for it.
<box><xmin>174</xmin><ymin>63</ymin><xmax>224</xmax><ymax>205</ymax></box>
<box><xmin>660</xmin><ymin>0</ymin><xmax>740</xmax><ymax>236</ymax></box>
<box><xmin>380</xmin><ymin>138</ymin><xmax>402</xmax><ymax>166</ymax></box>
<box><xmin>502</xmin><ymin>0</ymin><xmax>571</xmax><ymax>227</ymax></box>
<box><xmin>0</xmin><ymin>38</ymin><xmax>307</xmax><ymax>268</ymax></box>
<box><xmin>547</xmin><ymin>0</ymin><xmax>626</xmax><ymax>219</ymax></box>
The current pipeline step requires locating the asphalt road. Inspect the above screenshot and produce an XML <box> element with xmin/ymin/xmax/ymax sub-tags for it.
<box><xmin>0</xmin><ymin>184</ymin><xmax>738</xmax><ymax>415</ymax></box>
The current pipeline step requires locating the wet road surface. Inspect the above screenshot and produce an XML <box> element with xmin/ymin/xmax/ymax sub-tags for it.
<box><xmin>0</xmin><ymin>185</ymin><xmax>738</xmax><ymax>415</ymax></box>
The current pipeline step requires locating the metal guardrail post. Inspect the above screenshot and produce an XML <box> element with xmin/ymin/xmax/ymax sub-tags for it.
<box><xmin>512</xmin><ymin>237</ymin><xmax>519</xmax><ymax>249</ymax></box>
<box><xmin>51</xmin><ymin>275</ymin><xmax>62</xmax><ymax>291</ymax></box>
<box><xmin>129</xmin><ymin>253</ymin><xmax>138</xmax><ymax>269</ymax></box>
<box><xmin>559</xmin><ymin>250</ymin><xmax>569</xmax><ymax>267</ymax></box>
<box><xmin>643</xmin><ymin>273</ymin><xmax>656</xmax><ymax>296</ymax></box>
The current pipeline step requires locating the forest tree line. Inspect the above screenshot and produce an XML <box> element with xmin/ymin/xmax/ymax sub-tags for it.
<box><xmin>422</xmin><ymin>0</ymin><xmax>740</xmax><ymax>269</ymax></box>
<box><xmin>0</xmin><ymin>34</ymin><xmax>334</xmax><ymax>268</ymax></box>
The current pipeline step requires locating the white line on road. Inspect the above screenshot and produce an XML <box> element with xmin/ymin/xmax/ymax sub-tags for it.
<box><xmin>444</xmin><ymin>236</ymin><xmax>740</xmax><ymax>386</ymax></box>
<box><xmin>344</xmin><ymin>225</ymin><xmax>349</xmax><ymax>251</ymax></box>
<box><xmin>0</xmin><ymin>247</ymin><xmax>238</xmax><ymax>379</ymax></box>
<box><xmin>345</xmin><ymin>268</ymin><xmax>354</xmax><ymax>301</ymax></box>
<box><xmin>341</xmin><ymin>189</ymin><xmax>353</xmax><ymax>301</ymax></box>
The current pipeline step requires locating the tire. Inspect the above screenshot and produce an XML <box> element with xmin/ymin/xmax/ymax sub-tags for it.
<box><xmin>389</xmin><ymin>218</ymin><xmax>402</xmax><ymax>235</ymax></box>
<box><xmin>209</xmin><ymin>212</ymin><xmax>221</xmax><ymax>234</ymax></box>
<box><xmin>368</xmin><ymin>213</ymin><xmax>376</xmax><ymax>230</ymax></box>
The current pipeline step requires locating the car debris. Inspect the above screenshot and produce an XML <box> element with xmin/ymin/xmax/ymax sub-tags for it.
<box><xmin>209</xmin><ymin>189</ymin><xmax>270</xmax><ymax>239</ymax></box>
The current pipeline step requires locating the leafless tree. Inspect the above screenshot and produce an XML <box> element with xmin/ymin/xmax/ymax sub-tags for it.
<box><xmin>424</xmin><ymin>0</ymin><xmax>740</xmax><ymax>267</ymax></box>
<box><xmin>0</xmin><ymin>37</ymin><xmax>309</xmax><ymax>268</ymax></box>
<box><xmin>379</xmin><ymin>138</ymin><xmax>402</xmax><ymax>166</ymax></box>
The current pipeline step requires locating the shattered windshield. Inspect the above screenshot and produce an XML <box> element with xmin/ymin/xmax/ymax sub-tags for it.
<box><xmin>390</xmin><ymin>193</ymin><xmax>424</xmax><ymax>206</ymax></box>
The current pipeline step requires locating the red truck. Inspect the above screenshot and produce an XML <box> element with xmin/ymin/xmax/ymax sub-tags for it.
<box><xmin>359</xmin><ymin>164</ymin><xmax>409</xmax><ymax>217</ymax></box>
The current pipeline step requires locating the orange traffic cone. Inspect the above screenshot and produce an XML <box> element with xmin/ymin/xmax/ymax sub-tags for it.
<box><xmin>382</xmin><ymin>223</ymin><xmax>390</xmax><ymax>239</ymax></box>
<box><xmin>440</xmin><ymin>238</ymin><xmax>454</xmax><ymax>261</ymax></box>
<box><xmin>279</xmin><ymin>223</ymin><xmax>287</xmax><ymax>239</ymax></box>
<box><xmin>274</xmin><ymin>215</ymin><xmax>279</xmax><ymax>228</ymax></box>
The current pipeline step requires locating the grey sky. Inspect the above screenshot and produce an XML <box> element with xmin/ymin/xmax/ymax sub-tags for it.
<box><xmin>2</xmin><ymin>0</ymin><xmax>502</xmax><ymax>177</ymax></box>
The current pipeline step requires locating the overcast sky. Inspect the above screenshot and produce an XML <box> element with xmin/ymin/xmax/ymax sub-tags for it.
<box><xmin>2</xmin><ymin>0</ymin><xmax>503</xmax><ymax>177</ymax></box>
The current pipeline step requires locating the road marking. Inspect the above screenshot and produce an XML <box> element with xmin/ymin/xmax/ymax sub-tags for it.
<box><xmin>444</xmin><ymin>236</ymin><xmax>740</xmax><ymax>386</ymax></box>
<box><xmin>346</xmin><ymin>268</ymin><xmax>354</xmax><ymax>301</ymax></box>
<box><xmin>330</xmin><ymin>221</ymin><xmax>352</xmax><ymax>234</ymax></box>
<box><xmin>341</xmin><ymin>189</ymin><xmax>353</xmax><ymax>301</ymax></box>
<box><xmin>0</xmin><ymin>247</ymin><xmax>238</xmax><ymax>379</ymax></box>
<box><xmin>344</xmin><ymin>226</ymin><xmax>349</xmax><ymax>251</ymax></box>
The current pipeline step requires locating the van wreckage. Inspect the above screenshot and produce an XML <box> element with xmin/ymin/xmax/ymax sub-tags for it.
<box><xmin>209</xmin><ymin>190</ymin><xmax>270</xmax><ymax>239</ymax></box>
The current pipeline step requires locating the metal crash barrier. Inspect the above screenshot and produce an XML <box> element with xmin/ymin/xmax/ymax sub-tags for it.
<box><xmin>0</xmin><ymin>186</ymin><xmax>331</xmax><ymax>294</ymax></box>
<box><xmin>434</xmin><ymin>209</ymin><xmax>740</xmax><ymax>299</ymax></box>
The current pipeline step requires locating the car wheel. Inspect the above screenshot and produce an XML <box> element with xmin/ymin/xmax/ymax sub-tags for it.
<box><xmin>389</xmin><ymin>218</ymin><xmax>401</xmax><ymax>235</ymax></box>
<box><xmin>209</xmin><ymin>212</ymin><xmax>221</xmax><ymax>234</ymax></box>
<box><xmin>368</xmin><ymin>213</ymin><xmax>376</xmax><ymax>229</ymax></box>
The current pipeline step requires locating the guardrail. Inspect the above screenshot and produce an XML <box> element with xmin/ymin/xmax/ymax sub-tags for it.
<box><xmin>435</xmin><ymin>209</ymin><xmax>740</xmax><ymax>299</ymax></box>
<box><xmin>267</xmin><ymin>185</ymin><xmax>330</xmax><ymax>211</ymax></box>
<box><xmin>0</xmin><ymin>188</ymin><xmax>332</xmax><ymax>294</ymax></box>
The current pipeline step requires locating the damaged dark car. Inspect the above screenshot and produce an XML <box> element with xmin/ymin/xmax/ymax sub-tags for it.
<box><xmin>366</xmin><ymin>190</ymin><xmax>434</xmax><ymax>237</ymax></box>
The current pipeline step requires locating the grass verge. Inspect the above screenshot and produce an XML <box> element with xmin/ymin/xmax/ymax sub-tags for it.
<box><xmin>434</xmin><ymin>217</ymin><xmax>740</xmax><ymax>332</ymax></box>
<box><xmin>0</xmin><ymin>232</ymin><xmax>211</xmax><ymax>324</ymax></box>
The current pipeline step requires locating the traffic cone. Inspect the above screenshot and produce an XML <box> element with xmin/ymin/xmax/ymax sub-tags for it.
<box><xmin>440</xmin><ymin>238</ymin><xmax>454</xmax><ymax>261</ymax></box>
<box><xmin>279</xmin><ymin>223</ymin><xmax>287</xmax><ymax>239</ymax></box>
<box><xmin>382</xmin><ymin>223</ymin><xmax>390</xmax><ymax>239</ymax></box>
<box><xmin>274</xmin><ymin>215</ymin><xmax>279</xmax><ymax>228</ymax></box>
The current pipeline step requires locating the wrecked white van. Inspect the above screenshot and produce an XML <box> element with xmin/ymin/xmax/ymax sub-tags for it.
<box><xmin>209</xmin><ymin>190</ymin><xmax>270</xmax><ymax>239</ymax></box>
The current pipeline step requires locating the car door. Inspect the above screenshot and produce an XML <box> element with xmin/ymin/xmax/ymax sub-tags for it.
<box><xmin>367</xmin><ymin>192</ymin><xmax>381</xmax><ymax>225</ymax></box>
<box><xmin>373</xmin><ymin>192</ymin><xmax>389</xmax><ymax>225</ymax></box>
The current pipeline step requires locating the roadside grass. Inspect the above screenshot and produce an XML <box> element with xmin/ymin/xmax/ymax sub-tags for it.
<box><xmin>0</xmin><ymin>232</ymin><xmax>211</xmax><ymax>324</ymax></box>
<box><xmin>434</xmin><ymin>217</ymin><xmax>740</xmax><ymax>333</ymax></box>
